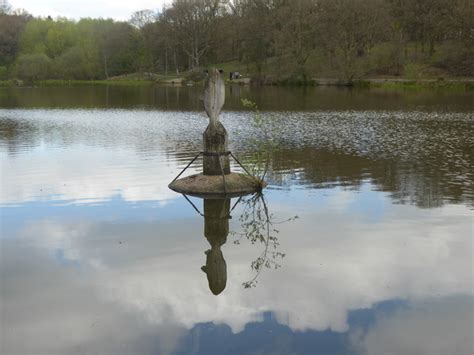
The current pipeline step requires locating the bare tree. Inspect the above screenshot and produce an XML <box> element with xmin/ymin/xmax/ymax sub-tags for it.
<box><xmin>166</xmin><ymin>0</ymin><xmax>222</xmax><ymax>69</ymax></box>
<box><xmin>240</xmin><ymin>0</ymin><xmax>274</xmax><ymax>76</ymax></box>
<box><xmin>319</xmin><ymin>0</ymin><xmax>390</xmax><ymax>81</ymax></box>
<box><xmin>0</xmin><ymin>0</ymin><xmax>12</xmax><ymax>14</ymax></box>
<box><xmin>129</xmin><ymin>9</ymin><xmax>157</xmax><ymax>29</ymax></box>
<box><xmin>274</xmin><ymin>0</ymin><xmax>317</xmax><ymax>80</ymax></box>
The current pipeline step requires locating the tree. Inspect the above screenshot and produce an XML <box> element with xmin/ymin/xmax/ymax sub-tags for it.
<box><xmin>0</xmin><ymin>0</ymin><xmax>12</xmax><ymax>14</ymax></box>
<box><xmin>448</xmin><ymin>0</ymin><xmax>474</xmax><ymax>46</ymax></box>
<box><xmin>435</xmin><ymin>0</ymin><xmax>474</xmax><ymax>76</ymax></box>
<box><xmin>19</xmin><ymin>19</ymin><xmax>53</xmax><ymax>55</ymax></box>
<box><xmin>319</xmin><ymin>0</ymin><xmax>390</xmax><ymax>80</ymax></box>
<box><xmin>388</xmin><ymin>0</ymin><xmax>452</xmax><ymax>56</ymax></box>
<box><xmin>155</xmin><ymin>7</ymin><xmax>188</xmax><ymax>74</ymax></box>
<box><xmin>166</xmin><ymin>0</ymin><xmax>222</xmax><ymax>69</ymax></box>
<box><xmin>274</xmin><ymin>0</ymin><xmax>317</xmax><ymax>80</ymax></box>
<box><xmin>15</xmin><ymin>53</ymin><xmax>51</xmax><ymax>81</ymax></box>
<box><xmin>130</xmin><ymin>10</ymin><xmax>162</xmax><ymax>72</ymax></box>
<box><xmin>240</xmin><ymin>0</ymin><xmax>275</xmax><ymax>76</ymax></box>
<box><xmin>220</xmin><ymin>0</ymin><xmax>246</xmax><ymax>62</ymax></box>
<box><xmin>44</xmin><ymin>19</ymin><xmax>77</xmax><ymax>58</ymax></box>
<box><xmin>2</xmin><ymin>0</ymin><xmax>472</xmax><ymax>81</ymax></box>
<box><xmin>99</xmin><ymin>21</ymin><xmax>144</xmax><ymax>77</ymax></box>
<box><xmin>129</xmin><ymin>9</ymin><xmax>157</xmax><ymax>29</ymax></box>
<box><xmin>0</xmin><ymin>11</ymin><xmax>31</xmax><ymax>67</ymax></box>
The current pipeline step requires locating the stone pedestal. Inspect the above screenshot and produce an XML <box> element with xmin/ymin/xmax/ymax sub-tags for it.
<box><xmin>203</xmin><ymin>122</ymin><xmax>230</xmax><ymax>175</ymax></box>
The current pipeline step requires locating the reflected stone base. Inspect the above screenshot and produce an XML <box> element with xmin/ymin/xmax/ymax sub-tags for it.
<box><xmin>169</xmin><ymin>173</ymin><xmax>265</xmax><ymax>198</ymax></box>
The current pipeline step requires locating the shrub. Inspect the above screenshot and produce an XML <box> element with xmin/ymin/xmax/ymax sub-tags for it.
<box><xmin>403</xmin><ymin>63</ymin><xmax>424</xmax><ymax>80</ymax></box>
<box><xmin>0</xmin><ymin>66</ymin><xmax>7</xmax><ymax>80</ymax></box>
<box><xmin>435</xmin><ymin>44</ymin><xmax>474</xmax><ymax>77</ymax></box>
<box><xmin>14</xmin><ymin>53</ymin><xmax>51</xmax><ymax>82</ymax></box>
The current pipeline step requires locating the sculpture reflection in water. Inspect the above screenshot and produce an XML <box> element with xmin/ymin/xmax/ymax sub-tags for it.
<box><xmin>201</xmin><ymin>198</ymin><xmax>230</xmax><ymax>295</ymax></box>
<box><xmin>183</xmin><ymin>193</ymin><xmax>297</xmax><ymax>295</ymax></box>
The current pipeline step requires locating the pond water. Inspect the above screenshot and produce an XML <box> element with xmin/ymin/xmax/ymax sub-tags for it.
<box><xmin>1</xmin><ymin>85</ymin><xmax>473</xmax><ymax>355</ymax></box>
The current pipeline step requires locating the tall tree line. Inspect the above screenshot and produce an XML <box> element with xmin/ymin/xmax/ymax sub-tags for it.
<box><xmin>0</xmin><ymin>0</ymin><xmax>473</xmax><ymax>82</ymax></box>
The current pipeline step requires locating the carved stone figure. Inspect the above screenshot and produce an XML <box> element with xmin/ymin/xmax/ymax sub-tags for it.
<box><xmin>203</xmin><ymin>68</ymin><xmax>230</xmax><ymax>175</ymax></box>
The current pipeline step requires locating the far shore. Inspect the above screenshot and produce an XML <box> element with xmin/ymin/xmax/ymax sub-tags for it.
<box><xmin>1</xmin><ymin>76</ymin><xmax>473</xmax><ymax>91</ymax></box>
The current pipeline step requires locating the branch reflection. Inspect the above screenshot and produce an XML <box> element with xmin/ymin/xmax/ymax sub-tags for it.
<box><xmin>184</xmin><ymin>193</ymin><xmax>297</xmax><ymax>295</ymax></box>
<box><xmin>232</xmin><ymin>193</ymin><xmax>298</xmax><ymax>288</ymax></box>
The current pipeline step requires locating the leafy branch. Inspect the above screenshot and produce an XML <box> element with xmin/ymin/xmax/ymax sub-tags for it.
<box><xmin>239</xmin><ymin>99</ymin><xmax>283</xmax><ymax>182</ymax></box>
<box><xmin>231</xmin><ymin>192</ymin><xmax>298</xmax><ymax>288</ymax></box>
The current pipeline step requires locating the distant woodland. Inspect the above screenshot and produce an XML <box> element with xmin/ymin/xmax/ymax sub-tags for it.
<box><xmin>0</xmin><ymin>0</ymin><xmax>473</xmax><ymax>82</ymax></box>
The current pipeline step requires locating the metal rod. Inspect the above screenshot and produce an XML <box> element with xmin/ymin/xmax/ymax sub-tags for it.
<box><xmin>202</xmin><ymin>151</ymin><xmax>231</xmax><ymax>156</ymax></box>
<box><xmin>230</xmin><ymin>195</ymin><xmax>243</xmax><ymax>214</ymax></box>
<box><xmin>182</xmin><ymin>194</ymin><xmax>204</xmax><ymax>217</ymax></box>
<box><xmin>217</xmin><ymin>155</ymin><xmax>227</xmax><ymax>195</ymax></box>
<box><xmin>220</xmin><ymin>197</ymin><xmax>231</xmax><ymax>219</ymax></box>
<box><xmin>171</xmin><ymin>152</ymin><xmax>202</xmax><ymax>183</ymax></box>
<box><xmin>230</xmin><ymin>152</ymin><xmax>254</xmax><ymax>177</ymax></box>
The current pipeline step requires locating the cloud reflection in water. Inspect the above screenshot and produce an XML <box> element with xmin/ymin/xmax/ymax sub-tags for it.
<box><xmin>1</xmin><ymin>187</ymin><xmax>472</xmax><ymax>354</ymax></box>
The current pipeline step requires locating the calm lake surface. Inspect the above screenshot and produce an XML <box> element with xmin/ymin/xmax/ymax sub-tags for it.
<box><xmin>1</xmin><ymin>85</ymin><xmax>473</xmax><ymax>355</ymax></box>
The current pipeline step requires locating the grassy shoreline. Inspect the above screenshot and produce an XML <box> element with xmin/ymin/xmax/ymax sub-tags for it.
<box><xmin>353</xmin><ymin>79</ymin><xmax>474</xmax><ymax>91</ymax></box>
<box><xmin>1</xmin><ymin>77</ymin><xmax>473</xmax><ymax>91</ymax></box>
<box><xmin>0</xmin><ymin>79</ymin><xmax>156</xmax><ymax>87</ymax></box>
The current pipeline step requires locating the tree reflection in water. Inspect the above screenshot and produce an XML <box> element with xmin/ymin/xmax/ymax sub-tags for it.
<box><xmin>232</xmin><ymin>193</ymin><xmax>298</xmax><ymax>288</ymax></box>
<box><xmin>183</xmin><ymin>193</ymin><xmax>297</xmax><ymax>294</ymax></box>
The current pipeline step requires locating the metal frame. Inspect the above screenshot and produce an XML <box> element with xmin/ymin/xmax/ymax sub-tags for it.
<box><xmin>181</xmin><ymin>194</ymin><xmax>244</xmax><ymax>219</ymax></box>
<box><xmin>170</xmin><ymin>151</ymin><xmax>256</xmax><ymax>195</ymax></box>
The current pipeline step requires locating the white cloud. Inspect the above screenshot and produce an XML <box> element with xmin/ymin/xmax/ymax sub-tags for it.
<box><xmin>0</xmin><ymin>109</ymin><xmax>205</xmax><ymax>205</ymax></box>
<box><xmin>10</xmin><ymin>0</ymin><xmax>168</xmax><ymax>20</ymax></box>
<box><xmin>0</xmin><ymin>145</ymin><xmax>184</xmax><ymax>204</ymax></box>
<box><xmin>355</xmin><ymin>297</ymin><xmax>474</xmax><ymax>355</ymax></box>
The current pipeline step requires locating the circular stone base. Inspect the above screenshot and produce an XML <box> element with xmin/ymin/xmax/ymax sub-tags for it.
<box><xmin>169</xmin><ymin>173</ymin><xmax>265</xmax><ymax>198</ymax></box>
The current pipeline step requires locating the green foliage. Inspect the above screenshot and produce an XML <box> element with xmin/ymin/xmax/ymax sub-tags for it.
<box><xmin>10</xmin><ymin>16</ymin><xmax>146</xmax><ymax>81</ymax></box>
<box><xmin>56</xmin><ymin>46</ymin><xmax>96</xmax><ymax>79</ymax></box>
<box><xmin>0</xmin><ymin>79</ymin><xmax>15</xmax><ymax>87</ymax></box>
<box><xmin>0</xmin><ymin>12</ymin><xmax>30</xmax><ymax>66</ymax></box>
<box><xmin>0</xmin><ymin>66</ymin><xmax>8</xmax><ymax>80</ymax></box>
<box><xmin>14</xmin><ymin>53</ymin><xmax>51</xmax><ymax>81</ymax></box>
<box><xmin>352</xmin><ymin>80</ymin><xmax>371</xmax><ymax>88</ymax></box>
<box><xmin>240</xmin><ymin>98</ymin><xmax>283</xmax><ymax>182</ymax></box>
<box><xmin>1</xmin><ymin>0</ymin><xmax>473</xmax><ymax>82</ymax></box>
<box><xmin>403</xmin><ymin>63</ymin><xmax>424</xmax><ymax>80</ymax></box>
<box><xmin>377</xmin><ymin>81</ymin><xmax>470</xmax><ymax>91</ymax></box>
<box><xmin>231</xmin><ymin>193</ymin><xmax>298</xmax><ymax>288</ymax></box>
<box><xmin>44</xmin><ymin>20</ymin><xmax>77</xmax><ymax>58</ymax></box>
<box><xmin>31</xmin><ymin>79</ymin><xmax>154</xmax><ymax>86</ymax></box>
<box><xmin>367</xmin><ymin>42</ymin><xmax>404</xmax><ymax>76</ymax></box>
<box><xmin>435</xmin><ymin>43</ymin><xmax>474</xmax><ymax>77</ymax></box>
<box><xmin>275</xmin><ymin>75</ymin><xmax>315</xmax><ymax>86</ymax></box>
<box><xmin>20</xmin><ymin>19</ymin><xmax>50</xmax><ymax>55</ymax></box>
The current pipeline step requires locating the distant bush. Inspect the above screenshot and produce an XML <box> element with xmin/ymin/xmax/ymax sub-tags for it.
<box><xmin>0</xmin><ymin>66</ymin><xmax>7</xmax><ymax>80</ymax></box>
<box><xmin>276</xmin><ymin>76</ymin><xmax>315</xmax><ymax>86</ymax></box>
<box><xmin>14</xmin><ymin>53</ymin><xmax>51</xmax><ymax>82</ymax></box>
<box><xmin>56</xmin><ymin>46</ymin><xmax>101</xmax><ymax>80</ymax></box>
<box><xmin>368</xmin><ymin>43</ymin><xmax>404</xmax><ymax>76</ymax></box>
<box><xmin>403</xmin><ymin>63</ymin><xmax>424</xmax><ymax>80</ymax></box>
<box><xmin>0</xmin><ymin>80</ymin><xmax>15</xmax><ymax>87</ymax></box>
<box><xmin>435</xmin><ymin>44</ymin><xmax>474</xmax><ymax>77</ymax></box>
<box><xmin>352</xmin><ymin>80</ymin><xmax>371</xmax><ymax>88</ymax></box>
<box><xmin>185</xmin><ymin>69</ymin><xmax>206</xmax><ymax>82</ymax></box>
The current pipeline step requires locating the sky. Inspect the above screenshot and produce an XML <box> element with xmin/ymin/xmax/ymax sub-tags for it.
<box><xmin>10</xmin><ymin>0</ymin><xmax>168</xmax><ymax>21</ymax></box>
